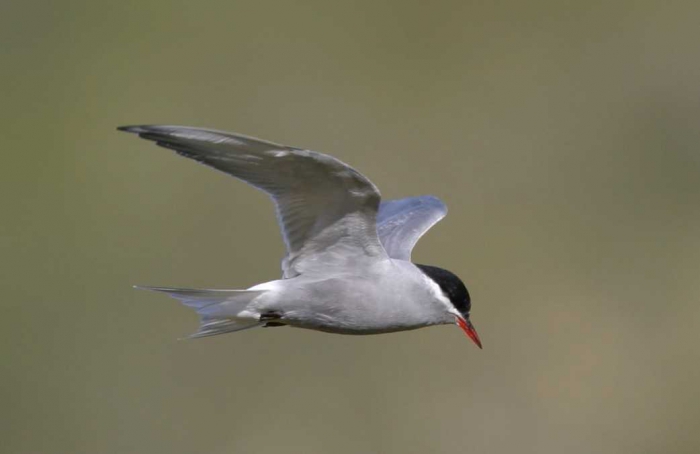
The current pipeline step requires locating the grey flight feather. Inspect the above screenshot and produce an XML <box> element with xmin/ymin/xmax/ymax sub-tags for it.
<box><xmin>376</xmin><ymin>195</ymin><xmax>448</xmax><ymax>261</ymax></box>
<box><xmin>118</xmin><ymin>125</ymin><xmax>388</xmax><ymax>278</ymax></box>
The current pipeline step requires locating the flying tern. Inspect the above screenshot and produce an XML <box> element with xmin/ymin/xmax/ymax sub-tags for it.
<box><xmin>119</xmin><ymin>125</ymin><xmax>482</xmax><ymax>348</ymax></box>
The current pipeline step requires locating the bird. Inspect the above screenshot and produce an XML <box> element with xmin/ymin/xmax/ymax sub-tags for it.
<box><xmin>119</xmin><ymin>125</ymin><xmax>482</xmax><ymax>348</ymax></box>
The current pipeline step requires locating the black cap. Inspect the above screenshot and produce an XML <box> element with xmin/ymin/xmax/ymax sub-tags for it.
<box><xmin>415</xmin><ymin>264</ymin><xmax>471</xmax><ymax>317</ymax></box>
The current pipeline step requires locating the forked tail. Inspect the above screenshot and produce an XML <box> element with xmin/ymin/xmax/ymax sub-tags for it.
<box><xmin>135</xmin><ymin>286</ymin><xmax>266</xmax><ymax>338</ymax></box>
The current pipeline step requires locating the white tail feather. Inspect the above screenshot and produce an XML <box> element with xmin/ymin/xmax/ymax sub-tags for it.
<box><xmin>135</xmin><ymin>286</ymin><xmax>266</xmax><ymax>338</ymax></box>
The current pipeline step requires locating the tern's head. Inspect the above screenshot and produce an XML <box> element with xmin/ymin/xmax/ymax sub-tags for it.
<box><xmin>416</xmin><ymin>264</ymin><xmax>482</xmax><ymax>349</ymax></box>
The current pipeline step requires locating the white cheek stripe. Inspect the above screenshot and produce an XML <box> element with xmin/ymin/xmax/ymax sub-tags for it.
<box><xmin>421</xmin><ymin>272</ymin><xmax>457</xmax><ymax>314</ymax></box>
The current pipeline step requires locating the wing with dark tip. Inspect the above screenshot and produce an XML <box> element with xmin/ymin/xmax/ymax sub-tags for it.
<box><xmin>119</xmin><ymin>125</ymin><xmax>388</xmax><ymax>277</ymax></box>
<box><xmin>376</xmin><ymin>195</ymin><xmax>447</xmax><ymax>261</ymax></box>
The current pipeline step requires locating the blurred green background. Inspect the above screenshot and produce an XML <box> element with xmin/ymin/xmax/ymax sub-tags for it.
<box><xmin>2</xmin><ymin>1</ymin><xmax>699</xmax><ymax>453</ymax></box>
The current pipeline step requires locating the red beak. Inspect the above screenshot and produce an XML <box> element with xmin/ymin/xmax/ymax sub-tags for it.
<box><xmin>456</xmin><ymin>316</ymin><xmax>482</xmax><ymax>349</ymax></box>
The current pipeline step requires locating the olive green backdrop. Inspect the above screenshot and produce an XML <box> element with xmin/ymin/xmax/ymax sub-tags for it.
<box><xmin>2</xmin><ymin>1</ymin><xmax>699</xmax><ymax>453</ymax></box>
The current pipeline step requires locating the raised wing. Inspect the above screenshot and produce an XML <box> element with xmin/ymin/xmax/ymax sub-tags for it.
<box><xmin>376</xmin><ymin>195</ymin><xmax>447</xmax><ymax>261</ymax></box>
<box><xmin>119</xmin><ymin>125</ymin><xmax>387</xmax><ymax>277</ymax></box>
